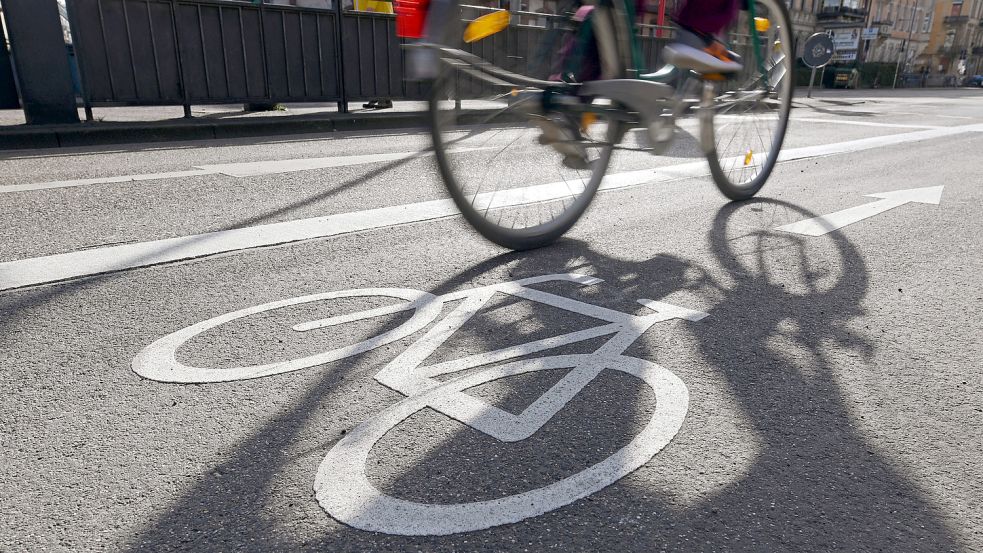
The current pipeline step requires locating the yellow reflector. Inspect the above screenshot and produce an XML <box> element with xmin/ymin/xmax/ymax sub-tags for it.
<box><xmin>754</xmin><ymin>17</ymin><xmax>770</xmax><ymax>32</ymax></box>
<box><xmin>744</xmin><ymin>149</ymin><xmax>754</xmax><ymax>166</ymax></box>
<box><xmin>580</xmin><ymin>112</ymin><xmax>597</xmax><ymax>131</ymax></box>
<box><xmin>464</xmin><ymin>11</ymin><xmax>510</xmax><ymax>43</ymax></box>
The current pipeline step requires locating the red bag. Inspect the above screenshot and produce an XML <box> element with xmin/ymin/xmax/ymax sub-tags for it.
<box><xmin>395</xmin><ymin>0</ymin><xmax>430</xmax><ymax>38</ymax></box>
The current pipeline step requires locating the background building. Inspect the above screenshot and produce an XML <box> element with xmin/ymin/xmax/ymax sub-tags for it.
<box><xmin>864</xmin><ymin>0</ymin><xmax>935</xmax><ymax>74</ymax></box>
<box><xmin>920</xmin><ymin>0</ymin><xmax>983</xmax><ymax>77</ymax></box>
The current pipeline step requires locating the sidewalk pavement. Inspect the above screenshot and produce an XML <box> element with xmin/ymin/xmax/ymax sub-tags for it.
<box><xmin>1</xmin><ymin>88</ymin><xmax>978</xmax><ymax>151</ymax></box>
<box><xmin>0</xmin><ymin>101</ymin><xmax>432</xmax><ymax>150</ymax></box>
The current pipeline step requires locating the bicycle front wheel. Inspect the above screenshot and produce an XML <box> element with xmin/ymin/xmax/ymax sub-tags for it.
<box><xmin>428</xmin><ymin>12</ymin><xmax>623</xmax><ymax>250</ymax></box>
<box><xmin>701</xmin><ymin>0</ymin><xmax>794</xmax><ymax>200</ymax></box>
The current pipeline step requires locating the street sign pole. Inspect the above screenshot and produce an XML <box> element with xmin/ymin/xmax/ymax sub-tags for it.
<box><xmin>802</xmin><ymin>33</ymin><xmax>835</xmax><ymax>99</ymax></box>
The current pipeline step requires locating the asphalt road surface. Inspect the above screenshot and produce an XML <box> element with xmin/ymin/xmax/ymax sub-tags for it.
<box><xmin>2</xmin><ymin>89</ymin><xmax>981</xmax><ymax>552</ymax></box>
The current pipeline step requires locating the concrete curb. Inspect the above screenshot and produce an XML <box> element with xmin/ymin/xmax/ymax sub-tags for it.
<box><xmin>0</xmin><ymin>111</ymin><xmax>432</xmax><ymax>150</ymax></box>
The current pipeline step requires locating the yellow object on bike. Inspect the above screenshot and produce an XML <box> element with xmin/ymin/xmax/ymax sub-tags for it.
<box><xmin>754</xmin><ymin>17</ymin><xmax>770</xmax><ymax>32</ymax></box>
<box><xmin>354</xmin><ymin>0</ymin><xmax>394</xmax><ymax>12</ymax></box>
<box><xmin>744</xmin><ymin>149</ymin><xmax>754</xmax><ymax>166</ymax></box>
<box><xmin>580</xmin><ymin>113</ymin><xmax>597</xmax><ymax>131</ymax></box>
<box><xmin>464</xmin><ymin>11</ymin><xmax>510</xmax><ymax>43</ymax></box>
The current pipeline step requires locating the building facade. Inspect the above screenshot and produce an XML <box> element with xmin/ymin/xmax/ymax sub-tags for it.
<box><xmin>920</xmin><ymin>0</ymin><xmax>983</xmax><ymax>77</ymax></box>
<box><xmin>863</xmin><ymin>0</ymin><xmax>935</xmax><ymax>73</ymax></box>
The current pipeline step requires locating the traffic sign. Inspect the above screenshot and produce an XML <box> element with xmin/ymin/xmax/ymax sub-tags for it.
<box><xmin>803</xmin><ymin>33</ymin><xmax>835</xmax><ymax>69</ymax></box>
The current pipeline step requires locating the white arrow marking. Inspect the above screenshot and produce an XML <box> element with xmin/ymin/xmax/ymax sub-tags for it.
<box><xmin>775</xmin><ymin>185</ymin><xmax>944</xmax><ymax>236</ymax></box>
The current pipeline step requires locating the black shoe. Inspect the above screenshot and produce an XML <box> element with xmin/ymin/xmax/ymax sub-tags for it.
<box><xmin>536</xmin><ymin>115</ymin><xmax>590</xmax><ymax>170</ymax></box>
<box><xmin>363</xmin><ymin>99</ymin><xmax>393</xmax><ymax>109</ymax></box>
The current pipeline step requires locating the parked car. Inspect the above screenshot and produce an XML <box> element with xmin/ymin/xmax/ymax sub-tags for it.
<box><xmin>832</xmin><ymin>68</ymin><xmax>860</xmax><ymax>89</ymax></box>
<box><xmin>963</xmin><ymin>75</ymin><xmax>983</xmax><ymax>87</ymax></box>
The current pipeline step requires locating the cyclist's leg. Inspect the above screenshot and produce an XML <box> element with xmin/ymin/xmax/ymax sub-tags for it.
<box><xmin>537</xmin><ymin>3</ymin><xmax>620</xmax><ymax>170</ymax></box>
<box><xmin>664</xmin><ymin>0</ymin><xmax>743</xmax><ymax>73</ymax></box>
<box><xmin>676</xmin><ymin>0</ymin><xmax>740</xmax><ymax>35</ymax></box>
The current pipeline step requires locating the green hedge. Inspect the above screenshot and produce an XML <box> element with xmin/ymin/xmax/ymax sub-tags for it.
<box><xmin>794</xmin><ymin>61</ymin><xmax>900</xmax><ymax>88</ymax></box>
<box><xmin>858</xmin><ymin>62</ymin><xmax>898</xmax><ymax>88</ymax></box>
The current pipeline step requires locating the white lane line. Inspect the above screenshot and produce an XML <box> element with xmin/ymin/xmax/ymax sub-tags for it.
<box><xmin>791</xmin><ymin>117</ymin><xmax>941</xmax><ymax>130</ymax></box>
<box><xmin>0</xmin><ymin>149</ymin><xmax>459</xmax><ymax>194</ymax></box>
<box><xmin>199</xmin><ymin>150</ymin><xmax>449</xmax><ymax>178</ymax></box>
<box><xmin>0</xmin><ymin>198</ymin><xmax>461</xmax><ymax>291</ymax></box>
<box><xmin>0</xmin><ymin>170</ymin><xmax>213</xmax><ymax>194</ymax></box>
<box><xmin>778</xmin><ymin>123</ymin><xmax>983</xmax><ymax>161</ymax></box>
<box><xmin>2</xmin><ymin>122</ymin><xmax>982</xmax><ymax>292</ymax></box>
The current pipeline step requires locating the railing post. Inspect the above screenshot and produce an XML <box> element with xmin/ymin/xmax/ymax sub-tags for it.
<box><xmin>0</xmin><ymin>12</ymin><xmax>17</xmax><ymax>109</ymax></box>
<box><xmin>334</xmin><ymin>0</ymin><xmax>349</xmax><ymax>113</ymax></box>
<box><xmin>169</xmin><ymin>0</ymin><xmax>194</xmax><ymax>117</ymax></box>
<box><xmin>244</xmin><ymin>0</ymin><xmax>280</xmax><ymax>111</ymax></box>
<box><xmin>3</xmin><ymin>0</ymin><xmax>80</xmax><ymax>124</ymax></box>
<box><xmin>64</xmin><ymin>0</ymin><xmax>95</xmax><ymax>121</ymax></box>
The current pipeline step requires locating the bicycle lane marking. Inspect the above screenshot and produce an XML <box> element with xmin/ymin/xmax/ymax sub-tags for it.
<box><xmin>3</xmin><ymin>123</ymin><xmax>982</xmax><ymax>292</ymax></box>
<box><xmin>316</xmin><ymin>354</ymin><xmax>689</xmax><ymax>536</ymax></box>
<box><xmin>132</xmin><ymin>273</ymin><xmax>710</xmax><ymax>534</ymax></box>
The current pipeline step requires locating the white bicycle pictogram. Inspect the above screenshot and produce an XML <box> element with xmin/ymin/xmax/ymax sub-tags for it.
<box><xmin>133</xmin><ymin>273</ymin><xmax>708</xmax><ymax>535</ymax></box>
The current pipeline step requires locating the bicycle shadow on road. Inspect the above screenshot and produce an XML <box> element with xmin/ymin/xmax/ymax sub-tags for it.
<box><xmin>117</xmin><ymin>200</ymin><xmax>964</xmax><ymax>551</ymax></box>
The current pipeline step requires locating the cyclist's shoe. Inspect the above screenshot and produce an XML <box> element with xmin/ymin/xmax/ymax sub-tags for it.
<box><xmin>664</xmin><ymin>27</ymin><xmax>743</xmax><ymax>74</ymax></box>
<box><xmin>536</xmin><ymin>115</ymin><xmax>590</xmax><ymax>170</ymax></box>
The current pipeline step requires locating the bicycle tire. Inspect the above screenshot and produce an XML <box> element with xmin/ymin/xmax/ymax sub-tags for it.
<box><xmin>701</xmin><ymin>0</ymin><xmax>794</xmax><ymax>201</ymax></box>
<box><xmin>427</xmin><ymin>7</ymin><xmax>624</xmax><ymax>250</ymax></box>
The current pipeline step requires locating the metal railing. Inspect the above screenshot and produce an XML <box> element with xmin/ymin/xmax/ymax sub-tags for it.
<box><xmin>67</xmin><ymin>0</ymin><xmax>351</xmax><ymax>117</ymax></box>
<box><xmin>65</xmin><ymin>0</ymin><xmax>673</xmax><ymax>119</ymax></box>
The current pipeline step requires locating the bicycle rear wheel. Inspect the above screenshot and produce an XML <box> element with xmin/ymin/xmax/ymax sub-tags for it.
<box><xmin>428</xmin><ymin>9</ymin><xmax>624</xmax><ymax>250</ymax></box>
<box><xmin>701</xmin><ymin>0</ymin><xmax>793</xmax><ymax>200</ymax></box>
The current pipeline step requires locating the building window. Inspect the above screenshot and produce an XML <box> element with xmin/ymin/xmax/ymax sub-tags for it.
<box><xmin>922</xmin><ymin>12</ymin><xmax>930</xmax><ymax>32</ymax></box>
